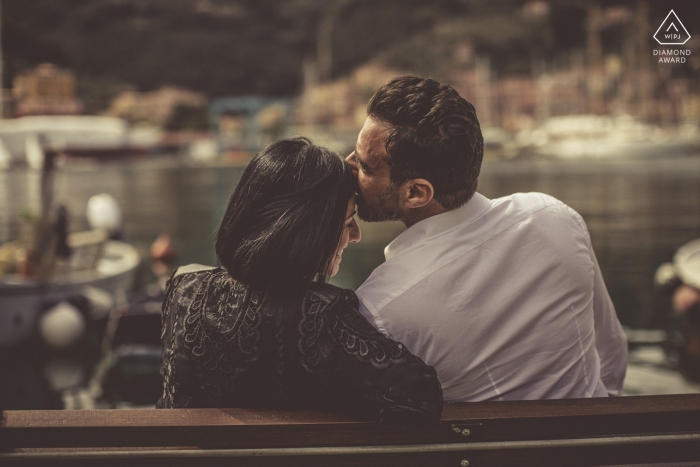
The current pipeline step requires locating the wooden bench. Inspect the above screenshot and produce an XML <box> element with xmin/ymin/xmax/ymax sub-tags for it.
<box><xmin>2</xmin><ymin>394</ymin><xmax>700</xmax><ymax>466</ymax></box>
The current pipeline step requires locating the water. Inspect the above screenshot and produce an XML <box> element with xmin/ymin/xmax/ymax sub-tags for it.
<box><xmin>2</xmin><ymin>155</ymin><xmax>700</xmax><ymax>329</ymax></box>
<box><xmin>2</xmin><ymin>154</ymin><xmax>700</xmax><ymax>408</ymax></box>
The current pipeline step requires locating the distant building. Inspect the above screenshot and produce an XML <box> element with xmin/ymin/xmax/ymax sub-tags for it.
<box><xmin>12</xmin><ymin>64</ymin><xmax>84</xmax><ymax>117</ymax></box>
<box><xmin>210</xmin><ymin>97</ymin><xmax>291</xmax><ymax>150</ymax></box>
<box><xmin>295</xmin><ymin>61</ymin><xmax>402</xmax><ymax>129</ymax></box>
<box><xmin>293</xmin><ymin>48</ymin><xmax>698</xmax><ymax>136</ymax></box>
<box><xmin>104</xmin><ymin>86</ymin><xmax>207</xmax><ymax>128</ymax></box>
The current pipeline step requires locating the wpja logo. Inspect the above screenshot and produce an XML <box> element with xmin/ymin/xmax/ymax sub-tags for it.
<box><xmin>653</xmin><ymin>9</ymin><xmax>691</xmax><ymax>63</ymax></box>
<box><xmin>653</xmin><ymin>10</ymin><xmax>690</xmax><ymax>45</ymax></box>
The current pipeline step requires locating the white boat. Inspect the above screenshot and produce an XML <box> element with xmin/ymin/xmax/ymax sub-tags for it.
<box><xmin>0</xmin><ymin>115</ymin><xmax>161</xmax><ymax>168</ymax></box>
<box><xmin>515</xmin><ymin>115</ymin><xmax>700</xmax><ymax>159</ymax></box>
<box><xmin>675</xmin><ymin>239</ymin><xmax>700</xmax><ymax>290</ymax></box>
<box><xmin>0</xmin><ymin>239</ymin><xmax>140</xmax><ymax>348</ymax></box>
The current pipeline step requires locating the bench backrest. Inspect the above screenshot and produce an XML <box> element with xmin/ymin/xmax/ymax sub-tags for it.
<box><xmin>3</xmin><ymin>394</ymin><xmax>700</xmax><ymax>466</ymax></box>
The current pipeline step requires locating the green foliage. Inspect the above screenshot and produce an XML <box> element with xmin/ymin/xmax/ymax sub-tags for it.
<box><xmin>18</xmin><ymin>209</ymin><xmax>37</xmax><ymax>221</ymax></box>
<box><xmin>3</xmin><ymin>0</ymin><xmax>318</xmax><ymax>97</ymax></box>
<box><xmin>8</xmin><ymin>0</ymin><xmax>697</xmax><ymax>111</ymax></box>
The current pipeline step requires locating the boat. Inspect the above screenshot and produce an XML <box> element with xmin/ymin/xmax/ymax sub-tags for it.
<box><xmin>0</xmin><ymin>234</ymin><xmax>140</xmax><ymax>348</ymax></box>
<box><xmin>674</xmin><ymin>239</ymin><xmax>700</xmax><ymax>290</ymax></box>
<box><xmin>0</xmin><ymin>143</ymin><xmax>141</xmax><ymax>349</ymax></box>
<box><xmin>654</xmin><ymin>238</ymin><xmax>700</xmax><ymax>383</ymax></box>
<box><xmin>515</xmin><ymin>114</ymin><xmax>700</xmax><ymax>159</ymax></box>
<box><xmin>0</xmin><ymin>115</ymin><xmax>161</xmax><ymax>168</ymax></box>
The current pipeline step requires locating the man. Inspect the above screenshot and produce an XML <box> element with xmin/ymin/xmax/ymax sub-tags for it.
<box><xmin>346</xmin><ymin>76</ymin><xmax>627</xmax><ymax>401</ymax></box>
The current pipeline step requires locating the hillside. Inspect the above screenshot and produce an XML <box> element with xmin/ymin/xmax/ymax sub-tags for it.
<box><xmin>3</xmin><ymin>0</ymin><xmax>698</xmax><ymax>113</ymax></box>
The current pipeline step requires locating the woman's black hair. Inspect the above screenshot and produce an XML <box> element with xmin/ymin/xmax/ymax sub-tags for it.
<box><xmin>216</xmin><ymin>137</ymin><xmax>355</xmax><ymax>294</ymax></box>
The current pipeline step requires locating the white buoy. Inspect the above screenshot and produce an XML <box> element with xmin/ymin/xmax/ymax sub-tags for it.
<box><xmin>39</xmin><ymin>301</ymin><xmax>86</xmax><ymax>349</ymax></box>
<box><xmin>86</xmin><ymin>193</ymin><xmax>123</xmax><ymax>234</ymax></box>
<box><xmin>44</xmin><ymin>357</ymin><xmax>85</xmax><ymax>392</ymax></box>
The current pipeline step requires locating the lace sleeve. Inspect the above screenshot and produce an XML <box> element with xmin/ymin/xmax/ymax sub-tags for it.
<box><xmin>299</xmin><ymin>288</ymin><xmax>443</xmax><ymax>425</ymax></box>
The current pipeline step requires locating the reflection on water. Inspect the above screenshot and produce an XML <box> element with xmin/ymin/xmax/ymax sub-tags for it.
<box><xmin>2</xmin><ymin>155</ymin><xmax>700</xmax><ymax>331</ymax></box>
<box><xmin>2</xmin><ymin>154</ymin><xmax>700</xmax><ymax>408</ymax></box>
<box><xmin>334</xmin><ymin>156</ymin><xmax>700</xmax><ymax>330</ymax></box>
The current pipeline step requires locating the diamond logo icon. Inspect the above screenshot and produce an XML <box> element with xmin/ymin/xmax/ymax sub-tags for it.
<box><xmin>653</xmin><ymin>10</ymin><xmax>691</xmax><ymax>45</ymax></box>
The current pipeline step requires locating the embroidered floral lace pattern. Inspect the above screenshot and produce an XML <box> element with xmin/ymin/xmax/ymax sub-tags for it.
<box><xmin>299</xmin><ymin>287</ymin><xmax>408</xmax><ymax>372</ymax></box>
<box><xmin>181</xmin><ymin>268</ymin><xmax>263</xmax><ymax>401</ymax></box>
<box><xmin>157</xmin><ymin>268</ymin><xmax>442</xmax><ymax>424</ymax></box>
<box><xmin>298</xmin><ymin>287</ymin><xmax>441</xmax><ymax>420</ymax></box>
<box><xmin>158</xmin><ymin>272</ymin><xmax>185</xmax><ymax>408</ymax></box>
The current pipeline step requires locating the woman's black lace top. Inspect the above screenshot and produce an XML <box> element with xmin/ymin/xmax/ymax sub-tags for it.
<box><xmin>156</xmin><ymin>266</ymin><xmax>443</xmax><ymax>424</ymax></box>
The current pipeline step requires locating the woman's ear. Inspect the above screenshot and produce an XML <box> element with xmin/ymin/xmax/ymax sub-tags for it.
<box><xmin>401</xmin><ymin>179</ymin><xmax>434</xmax><ymax>209</ymax></box>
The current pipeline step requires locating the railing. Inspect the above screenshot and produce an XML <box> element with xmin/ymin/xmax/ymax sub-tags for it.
<box><xmin>2</xmin><ymin>394</ymin><xmax>700</xmax><ymax>466</ymax></box>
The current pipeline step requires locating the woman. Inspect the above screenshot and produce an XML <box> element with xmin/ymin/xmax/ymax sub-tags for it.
<box><xmin>157</xmin><ymin>137</ymin><xmax>442</xmax><ymax>424</ymax></box>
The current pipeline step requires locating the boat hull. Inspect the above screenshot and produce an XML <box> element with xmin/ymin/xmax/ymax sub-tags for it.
<box><xmin>0</xmin><ymin>241</ymin><xmax>140</xmax><ymax>348</ymax></box>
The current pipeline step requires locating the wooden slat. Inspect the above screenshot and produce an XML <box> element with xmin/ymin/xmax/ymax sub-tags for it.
<box><xmin>2</xmin><ymin>395</ymin><xmax>700</xmax><ymax>466</ymax></box>
<box><xmin>4</xmin><ymin>394</ymin><xmax>699</xmax><ymax>428</ymax></box>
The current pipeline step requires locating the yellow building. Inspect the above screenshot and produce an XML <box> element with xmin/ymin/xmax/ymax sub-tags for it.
<box><xmin>12</xmin><ymin>63</ymin><xmax>83</xmax><ymax>116</ymax></box>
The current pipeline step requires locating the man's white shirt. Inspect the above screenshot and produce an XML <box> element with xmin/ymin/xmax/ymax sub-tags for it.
<box><xmin>356</xmin><ymin>192</ymin><xmax>627</xmax><ymax>401</ymax></box>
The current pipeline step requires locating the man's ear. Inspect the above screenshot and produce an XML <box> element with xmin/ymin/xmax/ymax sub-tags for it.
<box><xmin>401</xmin><ymin>179</ymin><xmax>434</xmax><ymax>209</ymax></box>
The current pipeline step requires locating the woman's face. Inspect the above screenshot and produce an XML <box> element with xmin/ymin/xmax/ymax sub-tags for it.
<box><xmin>329</xmin><ymin>195</ymin><xmax>361</xmax><ymax>277</ymax></box>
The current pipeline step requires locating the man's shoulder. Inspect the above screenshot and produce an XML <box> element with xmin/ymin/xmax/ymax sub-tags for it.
<box><xmin>494</xmin><ymin>191</ymin><xmax>567</xmax><ymax>211</ymax></box>
<box><xmin>494</xmin><ymin>192</ymin><xmax>584</xmax><ymax>226</ymax></box>
<box><xmin>356</xmin><ymin>192</ymin><xmax>587</xmax><ymax>311</ymax></box>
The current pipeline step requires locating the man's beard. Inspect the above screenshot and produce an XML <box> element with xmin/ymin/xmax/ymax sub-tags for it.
<box><xmin>356</xmin><ymin>182</ymin><xmax>402</xmax><ymax>222</ymax></box>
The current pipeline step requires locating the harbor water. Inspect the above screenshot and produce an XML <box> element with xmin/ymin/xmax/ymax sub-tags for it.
<box><xmin>1</xmin><ymin>153</ymin><xmax>700</xmax><ymax>407</ymax></box>
<box><xmin>3</xmin><ymin>154</ymin><xmax>699</xmax><ymax>328</ymax></box>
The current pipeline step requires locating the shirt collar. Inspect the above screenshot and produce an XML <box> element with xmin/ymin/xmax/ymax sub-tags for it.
<box><xmin>384</xmin><ymin>192</ymin><xmax>491</xmax><ymax>261</ymax></box>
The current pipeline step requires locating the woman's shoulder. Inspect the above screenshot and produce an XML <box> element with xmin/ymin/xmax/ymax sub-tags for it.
<box><xmin>172</xmin><ymin>263</ymin><xmax>219</xmax><ymax>278</ymax></box>
<box><xmin>303</xmin><ymin>282</ymin><xmax>358</xmax><ymax>309</ymax></box>
<box><xmin>167</xmin><ymin>264</ymin><xmax>220</xmax><ymax>289</ymax></box>
<box><xmin>165</xmin><ymin>265</ymin><xmax>218</xmax><ymax>297</ymax></box>
<box><xmin>164</xmin><ymin>265</ymin><xmax>252</xmax><ymax>313</ymax></box>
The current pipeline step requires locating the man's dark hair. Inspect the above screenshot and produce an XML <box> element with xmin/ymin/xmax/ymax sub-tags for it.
<box><xmin>367</xmin><ymin>76</ymin><xmax>484</xmax><ymax>210</ymax></box>
<box><xmin>216</xmin><ymin>137</ymin><xmax>354</xmax><ymax>293</ymax></box>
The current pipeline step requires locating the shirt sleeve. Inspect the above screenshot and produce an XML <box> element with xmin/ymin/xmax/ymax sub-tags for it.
<box><xmin>299</xmin><ymin>289</ymin><xmax>443</xmax><ymax>425</ymax></box>
<box><xmin>567</xmin><ymin>205</ymin><xmax>628</xmax><ymax>396</ymax></box>
<box><xmin>590</xmin><ymin>245</ymin><xmax>628</xmax><ymax>396</ymax></box>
